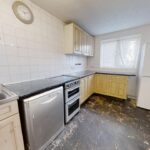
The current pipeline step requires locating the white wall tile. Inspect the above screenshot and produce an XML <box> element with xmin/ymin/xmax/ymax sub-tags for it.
<box><xmin>0</xmin><ymin>0</ymin><xmax>87</xmax><ymax>84</ymax></box>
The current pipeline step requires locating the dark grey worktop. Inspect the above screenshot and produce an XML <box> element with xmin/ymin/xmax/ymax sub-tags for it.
<box><xmin>5</xmin><ymin>70</ymin><xmax>136</xmax><ymax>100</ymax></box>
<box><xmin>96</xmin><ymin>72</ymin><xmax>136</xmax><ymax>76</ymax></box>
<box><xmin>67</xmin><ymin>70</ymin><xmax>136</xmax><ymax>78</ymax></box>
<box><xmin>5</xmin><ymin>75</ymin><xmax>79</xmax><ymax>100</ymax></box>
<box><xmin>67</xmin><ymin>70</ymin><xmax>96</xmax><ymax>78</ymax></box>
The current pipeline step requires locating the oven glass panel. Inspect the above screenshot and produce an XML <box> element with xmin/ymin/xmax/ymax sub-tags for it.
<box><xmin>68</xmin><ymin>99</ymin><xmax>79</xmax><ymax>116</ymax></box>
<box><xmin>68</xmin><ymin>88</ymin><xmax>79</xmax><ymax>98</ymax></box>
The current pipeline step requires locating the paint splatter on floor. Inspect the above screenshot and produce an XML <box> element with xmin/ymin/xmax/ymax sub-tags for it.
<box><xmin>46</xmin><ymin>94</ymin><xmax>150</xmax><ymax>150</ymax></box>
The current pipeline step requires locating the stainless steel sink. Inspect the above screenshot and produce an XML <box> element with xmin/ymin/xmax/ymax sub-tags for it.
<box><xmin>0</xmin><ymin>85</ymin><xmax>18</xmax><ymax>105</ymax></box>
<box><xmin>0</xmin><ymin>93</ymin><xmax>7</xmax><ymax>100</ymax></box>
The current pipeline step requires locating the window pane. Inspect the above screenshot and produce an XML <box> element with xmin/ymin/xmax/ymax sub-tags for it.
<box><xmin>100</xmin><ymin>41</ymin><xmax>117</xmax><ymax>68</ymax></box>
<box><xmin>100</xmin><ymin>36</ymin><xmax>140</xmax><ymax>73</ymax></box>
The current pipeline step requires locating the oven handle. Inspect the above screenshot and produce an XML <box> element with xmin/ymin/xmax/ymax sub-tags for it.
<box><xmin>68</xmin><ymin>89</ymin><xmax>79</xmax><ymax>96</ymax></box>
<box><xmin>66</xmin><ymin>86</ymin><xmax>80</xmax><ymax>92</ymax></box>
<box><xmin>67</xmin><ymin>97</ymin><xmax>80</xmax><ymax>105</ymax></box>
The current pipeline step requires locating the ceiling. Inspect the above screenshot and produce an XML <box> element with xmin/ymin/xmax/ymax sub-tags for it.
<box><xmin>30</xmin><ymin>0</ymin><xmax>150</xmax><ymax>36</ymax></box>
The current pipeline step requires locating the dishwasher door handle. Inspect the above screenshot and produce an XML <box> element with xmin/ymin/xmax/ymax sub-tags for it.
<box><xmin>41</xmin><ymin>94</ymin><xmax>58</xmax><ymax>104</ymax></box>
<box><xmin>24</xmin><ymin>87</ymin><xmax>63</xmax><ymax>102</ymax></box>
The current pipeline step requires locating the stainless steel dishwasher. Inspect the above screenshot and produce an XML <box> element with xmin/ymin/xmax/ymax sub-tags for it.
<box><xmin>22</xmin><ymin>86</ymin><xmax>64</xmax><ymax>150</ymax></box>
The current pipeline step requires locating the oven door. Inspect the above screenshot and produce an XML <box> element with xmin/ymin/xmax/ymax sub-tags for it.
<box><xmin>65</xmin><ymin>97</ymin><xmax>80</xmax><ymax>123</ymax></box>
<box><xmin>65</xmin><ymin>86</ymin><xmax>80</xmax><ymax>103</ymax></box>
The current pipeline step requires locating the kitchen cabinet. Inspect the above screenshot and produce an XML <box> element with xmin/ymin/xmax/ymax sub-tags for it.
<box><xmin>94</xmin><ymin>74</ymin><xmax>128</xmax><ymax>99</ymax></box>
<box><xmin>80</xmin><ymin>77</ymin><xmax>87</xmax><ymax>104</ymax></box>
<box><xmin>80</xmin><ymin>75</ymin><xmax>94</xmax><ymax>104</ymax></box>
<box><xmin>86</xmin><ymin>34</ymin><xmax>94</xmax><ymax>56</ymax></box>
<box><xmin>108</xmin><ymin>75</ymin><xmax>128</xmax><ymax>99</ymax></box>
<box><xmin>87</xmin><ymin>75</ymin><xmax>94</xmax><ymax>97</ymax></box>
<box><xmin>65</xmin><ymin>23</ymin><xmax>94</xmax><ymax>56</ymax></box>
<box><xmin>74</xmin><ymin>26</ymin><xmax>82</xmax><ymax>54</ymax></box>
<box><xmin>81</xmin><ymin>32</ymin><xmax>87</xmax><ymax>55</ymax></box>
<box><xmin>94</xmin><ymin>74</ymin><xmax>108</xmax><ymax>95</ymax></box>
<box><xmin>80</xmin><ymin>73</ymin><xmax>128</xmax><ymax>104</ymax></box>
<box><xmin>0</xmin><ymin>101</ymin><xmax>24</xmax><ymax>150</ymax></box>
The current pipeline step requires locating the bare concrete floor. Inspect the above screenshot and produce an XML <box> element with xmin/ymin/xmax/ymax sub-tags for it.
<box><xmin>46</xmin><ymin>94</ymin><xmax>150</xmax><ymax>150</ymax></box>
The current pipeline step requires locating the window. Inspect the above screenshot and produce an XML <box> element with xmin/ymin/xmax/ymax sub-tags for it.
<box><xmin>100</xmin><ymin>35</ymin><xmax>141</xmax><ymax>74</ymax></box>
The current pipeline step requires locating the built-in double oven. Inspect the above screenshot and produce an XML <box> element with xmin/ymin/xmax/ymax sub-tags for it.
<box><xmin>65</xmin><ymin>80</ymin><xmax>80</xmax><ymax>123</ymax></box>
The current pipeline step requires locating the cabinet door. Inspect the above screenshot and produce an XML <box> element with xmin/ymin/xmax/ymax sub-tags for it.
<box><xmin>84</xmin><ymin>77</ymin><xmax>88</xmax><ymax>101</ymax></box>
<box><xmin>80</xmin><ymin>78</ymin><xmax>85</xmax><ymax>104</ymax></box>
<box><xmin>74</xmin><ymin>26</ymin><xmax>82</xmax><ymax>54</ymax></box>
<box><xmin>86</xmin><ymin>34</ymin><xmax>90</xmax><ymax>56</ymax></box>
<box><xmin>80</xmin><ymin>77</ymin><xmax>88</xmax><ymax>104</ymax></box>
<box><xmin>94</xmin><ymin>74</ymin><xmax>108</xmax><ymax>95</ymax></box>
<box><xmin>87</xmin><ymin>75</ymin><xmax>94</xmax><ymax>97</ymax></box>
<box><xmin>81</xmin><ymin>32</ymin><xmax>87</xmax><ymax>55</ymax></box>
<box><xmin>88</xmin><ymin>36</ymin><xmax>94</xmax><ymax>56</ymax></box>
<box><xmin>0</xmin><ymin>114</ymin><xmax>24</xmax><ymax>150</ymax></box>
<box><xmin>91</xmin><ymin>37</ymin><xmax>94</xmax><ymax>56</ymax></box>
<box><xmin>117</xmin><ymin>76</ymin><xmax>128</xmax><ymax>99</ymax></box>
<box><xmin>108</xmin><ymin>76</ymin><xmax>128</xmax><ymax>99</ymax></box>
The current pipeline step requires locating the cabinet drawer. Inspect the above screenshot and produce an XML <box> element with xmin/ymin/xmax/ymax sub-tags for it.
<box><xmin>0</xmin><ymin>101</ymin><xmax>18</xmax><ymax>121</ymax></box>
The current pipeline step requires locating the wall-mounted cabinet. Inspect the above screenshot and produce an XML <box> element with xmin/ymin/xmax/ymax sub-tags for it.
<box><xmin>64</xmin><ymin>23</ymin><xmax>94</xmax><ymax>56</ymax></box>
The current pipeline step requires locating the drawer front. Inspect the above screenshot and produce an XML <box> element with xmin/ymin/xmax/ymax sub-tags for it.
<box><xmin>0</xmin><ymin>101</ymin><xmax>18</xmax><ymax>121</ymax></box>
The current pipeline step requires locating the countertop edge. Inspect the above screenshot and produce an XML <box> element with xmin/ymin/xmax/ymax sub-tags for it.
<box><xmin>75</xmin><ymin>72</ymin><xmax>136</xmax><ymax>78</ymax></box>
<box><xmin>5</xmin><ymin>76</ymin><xmax>80</xmax><ymax>100</ymax></box>
<box><xmin>5</xmin><ymin>72</ymin><xmax>136</xmax><ymax>100</ymax></box>
<box><xmin>18</xmin><ymin>83</ymin><xmax>64</xmax><ymax>100</ymax></box>
<box><xmin>95</xmin><ymin>72</ymin><xmax>136</xmax><ymax>77</ymax></box>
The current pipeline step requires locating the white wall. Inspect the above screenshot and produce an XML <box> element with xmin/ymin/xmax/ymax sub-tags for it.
<box><xmin>88</xmin><ymin>24</ymin><xmax>150</xmax><ymax>98</ymax></box>
<box><xmin>0</xmin><ymin>0</ymin><xmax>87</xmax><ymax>84</ymax></box>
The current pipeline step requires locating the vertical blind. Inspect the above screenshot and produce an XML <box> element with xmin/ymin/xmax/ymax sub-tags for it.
<box><xmin>100</xmin><ymin>35</ymin><xmax>141</xmax><ymax>74</ymax></box>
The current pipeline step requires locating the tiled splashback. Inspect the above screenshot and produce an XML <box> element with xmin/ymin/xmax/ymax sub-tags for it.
<box><xmin>0</xmin><ymin>0</ymin><xmax>87</xmax><ymax>84</ymax></box>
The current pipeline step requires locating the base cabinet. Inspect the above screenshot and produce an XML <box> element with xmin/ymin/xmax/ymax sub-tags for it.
<box><xmin>0</xmin><ymin>101</ymin><xmax>24</xmax><ymax>150</ymax></box>
<box><xmin>108</xmin><ymin>76</ymin><xmax>128</xmax><ymax>99</ymax></box>
<box><xmin>80</xmin><ymin>77</ymin><xmax>87</xmax><ymax>104</ymax></box>
<box><xmin>94</xmin><ymin>74</ymin><xmax>109</xmax><ymax>95</ymax></box>
<box><xmin>80</xmin><ymin>75</ymin><xmax>94</xmax><ymax>104</ymax></box>
<box><xmin>87</xmin><ymin>75</ymin><xmax>94</xmax><ymax>97</ymax></box>
<box><xmin>80</xmin><ymin>74</ymin><xmax>128</xmax><ymax>104</ymax></box>
<box><xmin>94</xmin><ymin>74</ymin><xmax>128</xmax><ymax>99</ymax></box>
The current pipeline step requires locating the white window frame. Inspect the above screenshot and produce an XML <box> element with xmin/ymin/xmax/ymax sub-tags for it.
<box><xmin>99</xmin><ymin>35</ymin><xmax>141</xmax><ymax>75</ymax></box>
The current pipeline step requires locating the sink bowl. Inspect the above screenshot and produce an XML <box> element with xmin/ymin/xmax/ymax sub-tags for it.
<box><xmin>0</xmin><ymin>93</ymin><xmax>7</xmax><ymax>100</ymax></box>
<box><xmin>0</xmin><ymin>85</ymin><xmax>18</xmax><ymax>105</ymax></box>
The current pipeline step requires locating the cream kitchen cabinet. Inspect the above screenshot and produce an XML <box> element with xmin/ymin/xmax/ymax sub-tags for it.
<box><xmin>65</xmin><ymin>23</ymin><xmax>94</xmax><ymax>56</ymax></box>
<box><xmin>74</xmin><ymin>25</ymin><xmax>82</xmax><ymax>54</ymax></box>
<box><xmin>87</xmin><ymin>75</ymin><xmax>94</xmax><ymax>97</ymax></box>
<box><xmin>80</xmin><ymin>75</ymin><xmax>94</xmax><ymax>104</ymax></box>
<box><xmin>81</xmin><ymin>31</ymin><xmax>87</xmax><ymax>55</ymax></box>
<box><xmin>80</xmin><ymin>77</ymin><xmax>88</xmax><ymax>104</ymax></box>
<box><xmin>80</xmin><ymin>73</ymin><xmax>128</xmax><ymax>104</ymax></box>
<box><xmin>86</xmin><ymin>34</ymin><xmax>94</xmax><ymax>56</ymax></box>
<box><xmin>94</xmin><ymin>74</ymin><xmax>128</xmax><ymax>99</ymax></box>
<box><xmin>108</xmin><ymin>75</ymin><xmax>128</xmax><ymax>99</ymax></box>
<box><xmin>0</xmin><ymin>101</ymin><xmax>24</xmax><ymax>150</ymax></box>
<box><xmin>94</xmin><ymin>74</ymin><xmax>109</xmax><ymax>95</ymax></box>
